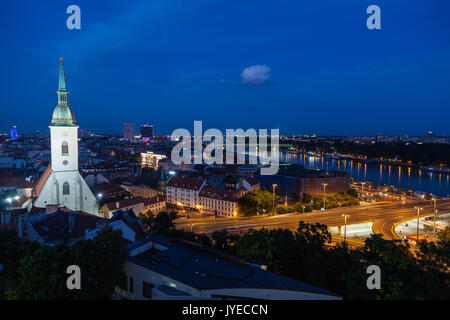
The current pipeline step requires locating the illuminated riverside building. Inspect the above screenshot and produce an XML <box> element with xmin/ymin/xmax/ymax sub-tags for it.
<box><xmin>33</xmin><ymin>58</ymin><xmax>99</xmax><ymax>215</ymax></box>
<box><xmin>255</xmin><ymin>164</ymin><xmax>347</xmax><ymax>196</ymax></box>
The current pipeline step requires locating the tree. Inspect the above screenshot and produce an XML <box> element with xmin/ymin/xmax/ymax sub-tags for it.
<box><xmin>232</xmin><ymin>229</ymin><xmax>280</xmax><ymax>272</ymax></box>
<box><xmin>140</xmin><ymin>211</ymin><xmax>177</xmax><ymax>236</ymax></box>
<box><xmin>290</xmin><ymin>193</ymin><xmax>301</xmax><ymax>203</ymax></box>
<box><xmin>346</xmin><ymin>189</ymin><xmax>359</xmax><ymax>200</ymax></box>
<box><xmin>237</xmin><ymin>190</ymin><xmax>273</xmax><ymax>216</ymax></box>
<box><xmin>301</xmin><ymin>193</ymin><xmax>313</xmax><ymax>204</ymax></box>
<box><xmin>211</xmin><ymin>229</ymin><xmax>239</xmax><ymax>251</ymax></box>
<box><xmin>437</xmin><ymin>226</ymin><xmax>450</xmax><ymax>242</ymax></box>
<box><xmin>68</xmin><ymin>227</ymin><xmax>128</xmax><ymax>299</ymax></box>
<box><xmin>1</xmin><ymin>228</ymin><xmax>128</xmax><ymax>300</ymax></box>
<box><xmin>342</xmin><ymin>234</ymin><xmax>425</xmax><ymax>300</ymax></box>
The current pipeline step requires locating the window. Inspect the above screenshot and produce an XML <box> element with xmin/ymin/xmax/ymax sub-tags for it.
<box><xmin>129</xmin><ymin>277</ymin><xmax>134</xmax><ymax>293</ymax></box>
<box><xmin>142</xmin><ymin>281</ymin><xmax>155</xmax><ymax>299</ymax></box>
<box><xmin>62</xmin><ymin>141</ymin><xmax>69</xmax><ymax>156</ymax></box>
<box><xmin>119</xmin><ymin>275</ymin><xmax>127</xmax><ymax>291</ymax></box>
<box><xmin>63</xmin><ymin>182</ymin><xmax>70</xmax><ymax>195</ymax></box>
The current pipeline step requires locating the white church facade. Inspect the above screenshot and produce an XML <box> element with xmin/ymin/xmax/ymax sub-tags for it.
<box><xmin>34</xmin><ymin>58</ymin><xmax>99</xmax><ymax>216</ymax></box>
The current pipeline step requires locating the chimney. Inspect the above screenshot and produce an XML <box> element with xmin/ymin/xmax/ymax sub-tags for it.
<box><xmin>156</xmin><ymin>196</ymin><xmax>159</xmax><ymax>202</ymax></box>
<box><xmin>18</xmin><ymin>215</ymin><xmax>24</xmax><ymax>239</ymax></box>
<box><xmin>68</xmin><ymin>213</ymin><xmax>75</xmax><ymax>233</ymax></box>
<box><xmin>116</xmin><ymin>201</ymin><xmax>120</xmax><ymax>209</ymax></box>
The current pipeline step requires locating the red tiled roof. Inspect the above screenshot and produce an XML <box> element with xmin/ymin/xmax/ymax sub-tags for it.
<box><xmin>93</xmin><ymin>183</ymin><xmax>128</xmax><ymax>197</ymax></box>
<box><xmin>105</xmin><ymin>197</ymin><xmax>146</xmax><ymax>210</ymax></box>
<box><xmin>166</xmin><ymin>175</ymin><xmax>205</xmax><ymax>190</ymax></box>
<box><xmin>199</xmin><ymin>186</ymin><xmax>246</xmax><ymax>201</ymax></box>
<box><xmin>34</xmin><ymin>163</ymin><xmax>52</xmax><ymax>197</ymax></box>
<box><xmin>144</xmin><ymin>195</ymin><xmax>166</xmax><ymax>206</ymax></box>
<box><xmin>0</xmin><ymin>177</ymin><xmax>34</xmax><ymax>189</ymax></box>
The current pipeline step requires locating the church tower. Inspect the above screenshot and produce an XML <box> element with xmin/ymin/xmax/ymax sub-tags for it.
<box><xmin>34</xmin><ymin>58</ymin><xmax>99</xmax><ymax>215</ymax></box>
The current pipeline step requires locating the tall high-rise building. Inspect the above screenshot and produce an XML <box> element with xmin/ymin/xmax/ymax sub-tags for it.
<box><xmin>34</xmin><ymin>58</ymin><xmax>99</xmax><ymax>215</ymax></box>
<box><xmin>123</xmin><ymin>123</ymin><xmax>135</xmax><ymax>141</ymax></box>
<box><xmin>424</xmin><ymin>131</ymin><xmax>437</xmax><ymax>143</ymax></box>
<box><xmin>9</xmin><ymin>126</ymin><xmax>18</xmax><ymax>141</ymax></box>
<box><xmin>140</xmin><ymin>124</ymin><xmax>154</xmax><ymax>141</ymax></box>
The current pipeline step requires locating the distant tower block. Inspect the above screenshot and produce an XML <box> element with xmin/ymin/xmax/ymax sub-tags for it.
<box><xmin>123</xmin><ymin>123</ymin><xmax>135</xmax><ymax>141</ymax></box>
<box><xmin>9</xmin><ymin>126</ymin><xmax>19</xmax><ymax>141</ymax></box>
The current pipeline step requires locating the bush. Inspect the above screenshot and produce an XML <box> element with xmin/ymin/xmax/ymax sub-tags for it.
<box><xmin>275</xmin><ymin>205</ymin><xmax>295</xmax><ymax>214</ymax></box>
<box><xmin>312</xmin><ymin>193</ymin><xmax>359</xmax><ymax>210</ymax></box>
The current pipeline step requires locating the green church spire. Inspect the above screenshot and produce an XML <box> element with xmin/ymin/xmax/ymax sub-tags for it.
<box><xmin>51</xmin><ymin>57</ymin><xmax>76</xmax><ymax>126</ymax></box>
<box><xmin>58</xmin><ymin>57</ymin><xmax>68</xmax><ymax>92</ymax></box>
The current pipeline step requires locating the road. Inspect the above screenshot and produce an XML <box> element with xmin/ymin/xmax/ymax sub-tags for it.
<box><xmin>175</xmin><ymin>199</ymin><xmax>450</xmax><ymax>243</ymax></box>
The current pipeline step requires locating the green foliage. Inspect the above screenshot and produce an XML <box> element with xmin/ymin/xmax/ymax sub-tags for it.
<box><xmin>140</xmin><ymin>211</ymin><xmax>177</xmax><ymax>236</ymax></box>
<box><xmin>275</xmin><ymin>204</ymin><xmax>295</xmax><ymax>214</ymax></box>
<box><xmin>346</xmin><ymin>188</ymin><xmax>358</xmax><ymax>198</ymax></box>
<box><xmin>232</xmin><ymin>229</ymin><xmax>280</xmax><ymax>272</ymax></box>
<box><xmin>312</xmin><ymin>192</ymin><xmax>359</xmax><ymax>210</ymax></box>
<box><xmin>301</xmin><ymin>193</ymin><xmax>313</xmax><ymax>204</ymax></box>
<box><xmin>437</xmin><ymin>226</ymin><xmax>450</xmax><ymax>242</ymax></box>
<box><xmin>290</xmin><ymin>193</ymin><xmax>301</xmax><ymax>203</ymax></box>
<box><xmin>0</xmin><ymin>228</ymin><xmax>127</xmax><ymax>300</ymax></box>
<box><xmin>238</xmin><ymin>190</ymin><xmax>273</xmax><ymax>216</ymax></box>
<box><xmin>211</xmin><ymin>229</ymin><xmax>239</xmax><ymax>251</ymax></box>
<box><xmin>293</xmin><ymin>202</ymin><xmax>313</xmax><ymax>213</ymax></box>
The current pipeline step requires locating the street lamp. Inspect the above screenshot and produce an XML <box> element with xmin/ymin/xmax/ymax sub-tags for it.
<box><xmin>432</xmin><ymin>199</ymin><xmax>437</xmax><ymax>236</ymax></box>
<box><xmin>301</xmin><ymin>205</ymin><xmax>305</xmax><ymax>214</ymax></box>
<box><xmin>434</xmin><ymin>209</ymin><xmax>438</xmax><ymax>237</ymax></box>
<box><xmin>361</xmin><ymin>182</ymin><xmax>365</xmax><ymax>199</ymax></box>
<box><xmin>322</xmin><ymin>183</ymin><xmax>328</xmax><ymax>210</ymax></box>
<box><xmin>272</xmin><ymin>184</ymin><xmax>277</xmax><ymax>215</ymax></box>
<box><xmin>342</xmin><ymin>214</ymin><xmax>350</xmax><ymax>244</ymax></box>
<box><xmin>414</xmin><ymin>207</ymin><xmax>423</xmax><ymax>244</ymax></box>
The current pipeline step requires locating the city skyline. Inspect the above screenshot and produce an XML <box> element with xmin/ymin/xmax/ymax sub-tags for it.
<box><xmin>1</xmin><ymin>1</ymin><xmax>450</xmax><ymax>135</ymax></box>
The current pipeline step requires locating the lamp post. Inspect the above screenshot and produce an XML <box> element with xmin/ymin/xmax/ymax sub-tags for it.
<box><xmin>272</xmin><ymin>184</ymin><xmax>277</xmax><ymax>215</ymax></box>
<box><xmin>432</xmin><ymin>199</ymin><xmax>437</xmax><ymax>237</ymax></box>
<box><xmin>434</xmin><ymin>209</ymin><xmax>438</xmax><ymax>238</ymax></box>
<box><xmin>322</xmin><ymin>183</ymin><xmax>327</xmax><ymax>210</ymax></box>
<box><xmin>414</xmin><ymin>207</ymin><xmax>423</xmax><ymax>244</ymax></box>
<box><xmin>342</xmin><ymin>214</ymin><xmax>350</xmax><ymax>244</ymax></box>
<box><xmin>361</xmin><ymin>182</ymin><xmax>365</xmax><ymax>200</ymax></box>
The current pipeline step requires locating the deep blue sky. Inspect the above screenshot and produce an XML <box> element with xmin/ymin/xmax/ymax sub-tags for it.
<box><xmin>1</xmin><ymin>0</ymin><xmax>450</xmax><ymax>136</ymax></box>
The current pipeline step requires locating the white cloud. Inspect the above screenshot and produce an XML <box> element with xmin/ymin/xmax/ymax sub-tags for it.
<box><xmin>241</xmin><ymin>64</ymin><xmax>271</xmax><ymax>85</ymax></box>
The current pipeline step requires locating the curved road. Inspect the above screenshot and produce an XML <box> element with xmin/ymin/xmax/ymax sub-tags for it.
<box><xmin>175</xmin><ymin>199</ymin><xmax>450</xmax><ymax>243</ymax></box>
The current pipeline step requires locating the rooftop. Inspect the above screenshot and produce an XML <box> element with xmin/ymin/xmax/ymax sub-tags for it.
<box><xmin>127</xmin><ymin>236</ymin><xmax>340</xmax><ymax>297</ymax></box>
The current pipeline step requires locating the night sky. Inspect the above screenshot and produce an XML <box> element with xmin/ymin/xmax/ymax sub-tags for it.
<box><xmin>1</xmin><ymin>0</ymin><xmax>450</xmax><ymax>136</ymax></box>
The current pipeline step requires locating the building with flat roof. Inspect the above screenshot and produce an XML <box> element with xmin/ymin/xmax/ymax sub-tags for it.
<box><xmin>255</xmin><ymin>164</ymin><xmax>347</xmax><ymax>196</ymax></box>
<box><xmin>115</xmin><ymin>235</ymin><xmax>341</xmax><ymax>300</ymax></box>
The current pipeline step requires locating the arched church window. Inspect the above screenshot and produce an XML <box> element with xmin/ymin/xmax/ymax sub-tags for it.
<box><xmin>63</xmin><ymin>182</ymin><xmax>70</xmax><ymax>195</ymax></box>
<box><xmin>62</xmin><ymin>141</ymin><xmax>69</xmax><ymax>156</ymax></box>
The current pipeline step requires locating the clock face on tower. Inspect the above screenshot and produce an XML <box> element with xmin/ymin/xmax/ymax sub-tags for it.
<box><xmin>63</xmin><ymin>160</ymin><xmax>68</xmax><ymax>166</ymax></box>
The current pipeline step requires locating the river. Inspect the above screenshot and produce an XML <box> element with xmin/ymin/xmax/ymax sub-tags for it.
<box><xmin>281</xmin><ymin>152</ymin><xmax>450</xmax><ymax>197</ymax></box>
